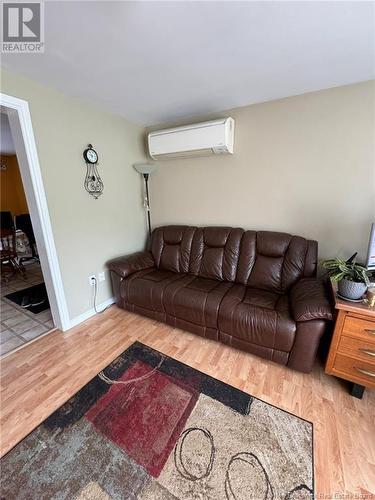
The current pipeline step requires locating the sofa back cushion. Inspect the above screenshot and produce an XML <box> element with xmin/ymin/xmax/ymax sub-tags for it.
<box><xmin>151</xmin><ymin>226</ymin><xmax>195</xmax><ymax>273</ymax></box>
<box><xmin>151</xmin><ymin>226</ymin><xmax>317</xmax><ymax>290</ymax></box>
<box><xmin>189</xmin><ymin>227</ymin><xmax>243</xmax><ymax>281</ymax></box>
<box><xmin>236</xmin><ymin>231</ymin><xmax>317</xmax><ymax>293</ymax></box>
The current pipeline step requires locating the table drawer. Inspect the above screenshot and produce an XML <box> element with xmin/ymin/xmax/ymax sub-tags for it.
<box><xmin>333</xmin><ymin>353</ymin><xmax>375</xmax><ymax>387</ymax></box>
<box><xmin>342</xmin><ymin>316</ymin><xmax>375</xmax><ymax>343</ymax></box>
<box><xmin>338</xmin><ymin>335</ymin><xmax>375</xmax><ymax>363</ymax></box>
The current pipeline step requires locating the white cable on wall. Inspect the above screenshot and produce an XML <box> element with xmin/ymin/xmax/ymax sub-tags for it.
<box><xmin>92</xmin><ymin>276</ymin><xmax>111</xmax><ymax>314</ymax></box>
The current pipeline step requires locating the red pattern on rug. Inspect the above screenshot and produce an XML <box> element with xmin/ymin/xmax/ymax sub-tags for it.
<box><xmin>86</xmin><ymin>361</ymin><xmax>198</xmax><ymax>477</ymax></box>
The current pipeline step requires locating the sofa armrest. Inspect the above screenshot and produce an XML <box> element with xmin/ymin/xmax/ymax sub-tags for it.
<box><xmin>107</xmin><ymin>251</ymin><xmax>155</xmax><ymax>279</ymax></box>
<box><xmin>290</xmin><ymin>278</ymin><xmax>333</xmax><ymax>322</ymax></box>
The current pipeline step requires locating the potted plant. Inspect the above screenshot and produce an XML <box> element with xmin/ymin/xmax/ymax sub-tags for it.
<box><xmin>322</xmin><ymin>253</ymin><xmax>370</xmax><ymax>300</ymax></box>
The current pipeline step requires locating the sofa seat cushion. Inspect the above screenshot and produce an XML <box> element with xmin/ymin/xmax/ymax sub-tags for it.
<box><xmin>218</xmin><ymin>285</ymin><xmax>296</xmax><ymax>352</ymax></box>
<box><xmin>123</xmin><ymin>269</ymin><xmax>185</xmax><ymax>313</ymax></box>
<box><xmin>163</xmin><ymin>276</ymin><xmax>233</xmax><ymax>328</ymax></box>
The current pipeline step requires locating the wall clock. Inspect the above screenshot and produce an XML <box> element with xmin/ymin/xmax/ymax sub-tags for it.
<box><xmin>83</xmin><ymin>144</ymin><xmax>103</xmax><ymax>199</ymax></box>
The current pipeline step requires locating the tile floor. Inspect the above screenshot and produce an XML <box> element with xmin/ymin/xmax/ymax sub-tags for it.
<box><xmin>1</xmin><ymin>262</ymin><xmax>54</xmax><ymax>356</ymax></box>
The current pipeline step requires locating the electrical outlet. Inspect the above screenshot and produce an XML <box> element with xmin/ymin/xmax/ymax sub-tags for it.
<box><xmin>89</xmin><ymin>275</ymin><xmax>96</xmax><ymax>286</ymax></box>
<box><xmin>98</xmin><ymin>272</ymin><xmax>105</xmax><ymax>282</ymax></box>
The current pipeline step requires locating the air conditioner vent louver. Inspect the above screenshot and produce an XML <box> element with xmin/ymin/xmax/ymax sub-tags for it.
<box><xmin>151</xmin><ymin>148</ymin><xmax>215</xmax><ymax>160</ymax></box>
<box><xmin>148</xmin><ymin>118</ymin><xmax>234</xmax><ymax>160</ymax></box>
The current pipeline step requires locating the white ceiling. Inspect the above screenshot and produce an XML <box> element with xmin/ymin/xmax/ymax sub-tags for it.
<box><xmin>2</xmin><ymin>1</ymin><xmax>374</xmax><ymax>126</ymax></box>
<box><xmin>0</xmin><ymin>112</ymin><xmax>16</xmax><ymax>155</ymax></box>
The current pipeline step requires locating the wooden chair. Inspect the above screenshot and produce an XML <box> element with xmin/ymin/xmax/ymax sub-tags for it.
<box><xmin>1</xmin><ymin>228</ymin><xmax>26</xmax><ymax>283</ymax></box>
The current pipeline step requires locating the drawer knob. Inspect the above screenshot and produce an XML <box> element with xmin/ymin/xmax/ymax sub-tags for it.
<box><xmin>355</xmin><ymin>367</ymin><xmax>375</xmax><ymax>378</ymax></box>
<box><xmin>364</xmin><ymin>329</ymin><xmax>375</xmax><ymax>335</ymax></box>
<box><xmin>359</xmin><ymin>348</ymin><xmax>375</xmax><ymax>357</ymax></box>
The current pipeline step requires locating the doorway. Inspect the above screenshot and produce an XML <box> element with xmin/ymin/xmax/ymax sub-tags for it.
<box><xmin>0</xmin><ymin>93</ymin><xmax>69</xmax><ymax>356</ymax></box>
<box><xmin>1</xmin><ymin>113</ymin><xmax>55</xmax><ymax>354</ymax></box>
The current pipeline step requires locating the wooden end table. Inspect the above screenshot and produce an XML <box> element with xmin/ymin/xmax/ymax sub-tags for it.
<box><xmin>325</xmin><ymin>282</ymin><xmax>375</xmax><ymax>399</ymax></box>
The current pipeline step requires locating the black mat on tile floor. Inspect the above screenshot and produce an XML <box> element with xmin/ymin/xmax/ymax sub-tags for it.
<box><xmin>5</xmin><ymin>283</ymin><xmax>50</xmax><ymax>314</ymax></box>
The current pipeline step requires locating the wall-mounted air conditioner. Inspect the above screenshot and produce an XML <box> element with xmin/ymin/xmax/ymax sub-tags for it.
<box><xmin>148</xmin><ymin>117</ymin><xmax>234</xmax><ymax>160</ymax></box>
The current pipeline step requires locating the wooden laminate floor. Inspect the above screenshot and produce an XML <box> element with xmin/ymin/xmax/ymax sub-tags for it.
<box><xmin>0</xmin><ymin>306</ymin><xmax>374</xmax><ymax>497</ymax></box>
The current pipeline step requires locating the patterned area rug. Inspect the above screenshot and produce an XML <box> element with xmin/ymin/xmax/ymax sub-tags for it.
<box><xmin>0</xmin><ymin>342</ymin><xmax>314</xmax><ymax>499</ymax></box>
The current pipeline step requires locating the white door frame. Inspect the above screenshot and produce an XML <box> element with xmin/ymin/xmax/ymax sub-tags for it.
<box><xmin>1</xmin><ymin>92</ymin><xmax>70</xmax><ymax>331</ymax></box>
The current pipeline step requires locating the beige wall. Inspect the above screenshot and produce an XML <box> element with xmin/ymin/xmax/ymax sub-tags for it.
<box><xmin>1</xmin><ymin>71</ymin><xmax>373</xmax><ymax>324</ymax></box>
<box><xmin>1</xmin><ymin>70</ymin><xmax>148</xmax><ymax>320</ymax></box>
<box><xmin>149</xmin><ymin>81</ymin><xmax>375</xmax><ymax>263</ymax></box>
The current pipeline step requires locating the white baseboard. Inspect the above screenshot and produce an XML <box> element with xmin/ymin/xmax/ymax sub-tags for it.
<box><xmin>68</xmin><ymin>297</ymin><xmax>116</xmax><ymax>330</ymax></box>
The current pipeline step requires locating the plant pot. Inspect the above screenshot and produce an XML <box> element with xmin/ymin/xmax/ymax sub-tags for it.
<box><xmin>338</xmin><ymin>278</ymin><xmax>367</xmax><ymax>300</ymax></box>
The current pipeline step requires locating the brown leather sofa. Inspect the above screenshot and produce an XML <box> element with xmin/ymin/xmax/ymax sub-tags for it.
<box><xmin>107</xmin><ymin>226</ymin><xmax>333</xmax><ymax>373</ymax></box>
